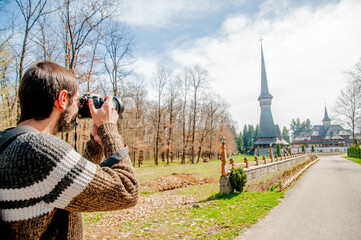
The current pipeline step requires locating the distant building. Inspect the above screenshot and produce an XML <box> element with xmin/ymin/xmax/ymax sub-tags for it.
<box><xmin>252</xmin><ymin>42</ymin><xmax>289</xmax><ymax>156</ymax></box>
<box><xmin>291</xmin><ymin>107</ymin><xmax>353</xmax><ymax>153</ymax></box>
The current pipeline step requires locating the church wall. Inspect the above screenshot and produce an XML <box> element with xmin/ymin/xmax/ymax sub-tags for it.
<box><xmin>292</xmin><ymin>146</ymin><xmax>350</xmax><ymax>153</ymax></box>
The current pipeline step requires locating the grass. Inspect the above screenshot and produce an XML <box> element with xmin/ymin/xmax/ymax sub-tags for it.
<box><xmin>344</xmin><ymin>156</ymin><xmax>361</xmax><ymax>165</ymax></box>
<box><xmin>135</xmin><ymin>160</ymin><xmax>222</xmax><ymax>184</ymax></box>
<box><xmin>82</xmin><ymin>154</ymin><xmax>288</xmax><ymax>239</ymax></box>
<box><xmin>83</xmin><ymin>184</ymin><xmax>285</xmax><ymax>240</ymax></box>
<box><xmin>135</xmin><ymin>155</ymin><xmax>271</xmax><ymax>184</ymax></box>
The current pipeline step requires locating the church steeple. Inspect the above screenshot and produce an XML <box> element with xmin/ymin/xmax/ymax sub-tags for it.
<box><xmin>257</xmin><ymin>41</ymin><xmax>277</xmax><ymax>138</ymax></box>
<box><xmin>253</xmin><ymin>38</ymin><xmax>289</xmax><ymax>155</ymax></box>
<box><xmin>258</xmin><ymin>43</ymin><xmax>273</xmax><ymax>100</ymax></box>
<box><xmin>322</xmin><ymin>106</ymin><xmax>331</xmax><ymax>126</ymax></box>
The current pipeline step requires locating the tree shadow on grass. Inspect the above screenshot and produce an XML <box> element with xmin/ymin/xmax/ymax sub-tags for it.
<box><xmin>199</xmin><ymin>192</ymin><xmax>242</xmax><ymax>203</ymax></box>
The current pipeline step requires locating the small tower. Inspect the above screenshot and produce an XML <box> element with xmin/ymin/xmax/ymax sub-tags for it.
<box><xmin>322</xmin><ymin>106</ymin><xmax>331</xmax><ymax>126</ymax></box>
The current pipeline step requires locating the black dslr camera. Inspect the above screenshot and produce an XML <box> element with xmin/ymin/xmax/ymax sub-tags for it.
<box><xmin>77</xmin><ymin>94</ymin><xmax>124</xmax><ymax>119</ymax></box>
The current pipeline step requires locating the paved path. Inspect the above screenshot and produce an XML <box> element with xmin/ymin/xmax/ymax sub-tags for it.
<box><xmin>238</xmin><ymin>155</ymin><xmax>361</xmax><ymax>240</ymax></box>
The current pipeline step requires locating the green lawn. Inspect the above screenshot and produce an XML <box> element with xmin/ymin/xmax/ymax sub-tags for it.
<box><xmin>83</xmin><ymin>184</ymin><xmax>285</xmax><ymax>240</ymax></box>
<box><xmin>344</xmin><ymin>156</ymin><xmax>361</xmax><ymax>165</ymax></box>
<box><xmin>135</xmin><ymin>155</ymin><xmax>272</xmax><ymax>184</ymax></box>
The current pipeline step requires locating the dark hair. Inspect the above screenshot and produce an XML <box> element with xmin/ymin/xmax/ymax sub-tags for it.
<box><xmin>18</xmin><ymin>61</ymin><xmax>78</xmax><ymax>123</ymax></box>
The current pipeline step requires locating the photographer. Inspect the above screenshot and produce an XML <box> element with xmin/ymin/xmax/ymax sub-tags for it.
<box><xmin>0</xmin><ymin>62</ymin><xmax>139</xmax><ymax>239</ymax></box>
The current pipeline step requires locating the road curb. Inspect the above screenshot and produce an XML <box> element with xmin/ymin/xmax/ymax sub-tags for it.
<box><xmin>279</xmin><ymin>157</ymin><xmax>319</xmax><ymax>191</ymax></box>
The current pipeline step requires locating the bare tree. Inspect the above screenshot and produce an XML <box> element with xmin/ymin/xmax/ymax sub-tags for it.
<box><xmin>103</xmin><ymin>21</ymin><xmax>134</xmax><ymax>96</ymax></box>
<box><xmin>196</xmin><ymin>93</ymin><xmax>221</xmax><ymax>163</ymax></box>
<box><xmin>81</xmin><ymin>28</ymin><xmax>102</xmax><ymax>93</ymax></box>
<box><xmin>177</xmin><ymin>67</ymin><xmax>191</xmax><ymax>164</ymax></box>
<box><xmin>152</xmin><ymin>64</ymin><xmax>171</xmax><ymax>165</ymax></box>
<box><xmin>347</xmin><ymin>59</ymin><xmax>361</xmax><ymax>87</ymax></box>
<box><xmin>60</xmin><ymin>0</ymin><xmax>116</xmax><ymax>72</ymax></box>
<box><xmin>118</xmin><ymin>75</ymin><xmax>149</xmax><ymax>165</ymax></box>
<box><xmin>333</xmin><ymin>81</ymin><xmax>361</xmax><ymax>143</ymax></box>
<box><xmin>0</xmin><ymin>44</ymin><xmax>16</xmax><ymax>129</ymax></box>
<box><xmin>164</xmin><ymin>76</ymin><xmax>180</xmax><ymax>164</ymax></box>
<box><xmin>189</xmin><ymin>64</ymin><xmax>209</xmax><ymax>163</ymax></box>
<box><xmin>33</xmin><ymin>17</ymin><xmax>60</xmax><ymax>61</ymax></box>
<box><xmin>15</xmin><ymin>0</ymin><xmax>50</xmax><ymax>82</ymax></box>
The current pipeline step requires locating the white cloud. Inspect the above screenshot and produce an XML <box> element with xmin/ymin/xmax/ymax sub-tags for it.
<box><xmin>168</xmin><ymin>0</ymin><xmax>361</xmax><ymax>131</ymax></box>
<box><xmin>120</xmin><ymin>0</ymin><xmax>222</xmax><ymax>28</ymax></box>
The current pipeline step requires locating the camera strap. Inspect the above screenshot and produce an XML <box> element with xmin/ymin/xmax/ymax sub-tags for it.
<box><xmin>99</xmin><ymin>145</ymin><xmax>129</xmax><ymax>167</ymax></box>
<box><xmin>0</xmin><ymin>126</ymin><xmax>38</xmax><ymax>154</ymax></box>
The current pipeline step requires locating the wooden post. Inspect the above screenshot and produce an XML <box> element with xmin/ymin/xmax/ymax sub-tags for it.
<box><xmin>221</xmin><ymin>144</ymin><xmax>227</xmax><ymax>176</ymax></box>
<box><xmin>263</xmin><ymin>156</ymin><xmax>266</xmax><ymax>164</ymax></box>
<box><xmin>255</xmin><ymin>156</ymin><xmax>258</xmax><ymax>166</ymax></box>
<box><xmin>229</xmin><ymin>158</ymin><xmax>234</xmax><ymax>169</ymax></box>
<box><xmin>244</xmin><ymin>157</ymin><xmax>248</xmax><ymax>168</ymax></box>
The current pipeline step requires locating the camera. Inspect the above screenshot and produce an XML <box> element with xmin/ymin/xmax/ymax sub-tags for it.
<box><xmin>77</xmin><ymin>94</ymin><xmax>124</xmax><ymax>119</ymax></box>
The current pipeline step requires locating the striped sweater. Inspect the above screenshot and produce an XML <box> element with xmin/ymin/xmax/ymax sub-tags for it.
<box><xmin>0</xmin><ymin>123</ymin><xmax>139</xmax><ymax>239</ymax></box>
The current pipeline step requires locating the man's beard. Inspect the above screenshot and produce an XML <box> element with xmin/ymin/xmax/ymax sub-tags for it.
<box><xmin>55</xmin><ymin>107</ymin><xmax>77</xmax><ymax>133</ymax></box>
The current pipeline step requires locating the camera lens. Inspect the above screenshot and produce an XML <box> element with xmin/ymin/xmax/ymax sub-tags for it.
<box><xmin>77</xmin><ymin>94</ymin><xmax>124</xmax><ymax>119</ymax></box>
<box><xmin>112</xmin><ymin>97</ymin><xmax>124</xmax><ymax>115</ymax></box>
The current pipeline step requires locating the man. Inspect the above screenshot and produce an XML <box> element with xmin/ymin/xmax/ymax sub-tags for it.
<box><xmin>0</xmin><ymin>62</ymin><xmax>139</xmax><ymax>239</ymax></box>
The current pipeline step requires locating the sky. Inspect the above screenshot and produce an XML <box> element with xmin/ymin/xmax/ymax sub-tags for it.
<box><xmin>117</xmin><ymin>0</ymin><xmax>361</xmax><ymax>132</ymax></box>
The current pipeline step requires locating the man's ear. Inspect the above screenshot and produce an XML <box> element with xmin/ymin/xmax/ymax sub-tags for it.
<box><xmin>56</xmin><ymin>90</ymin><xmax>69</xmax><ymax>110</ymax></box>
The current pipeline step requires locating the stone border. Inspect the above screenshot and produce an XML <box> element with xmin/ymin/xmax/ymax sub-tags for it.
<box><xmin>244</xmin><ymin>155</ymin><xmax>318</xmax><ymax>184</ymax></box>
<box><xmin>279</xmin><ymin>157</ymin><xmax>319</xmax><ymax>191</ymax></box>
<box><xmin>220</xmin><ymin>155</ymin><xmax>318</xmax><ymax>194</ymax></box>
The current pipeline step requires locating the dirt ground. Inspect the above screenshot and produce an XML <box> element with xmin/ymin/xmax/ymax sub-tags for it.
<box><xmin>140</xmin><ymin>160</ymin><xmax>313</xmax><ymax>193</ymax></box>
<box><xmin>141</xmin><ymin>173</ymin><xmax>219</xmax><ymax>192</ymax></box>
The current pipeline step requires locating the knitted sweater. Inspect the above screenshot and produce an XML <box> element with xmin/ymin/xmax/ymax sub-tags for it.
<box><xmin>0</xmin><ymin>123</ymin><xmax>139</xmax><ymax>239</ymax></box>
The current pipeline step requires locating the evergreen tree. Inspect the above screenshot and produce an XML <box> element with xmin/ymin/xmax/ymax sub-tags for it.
<box><xmin>282</xmin><ymin>126</ymin><xmax>291</xmax><ymax>143</ymax></box>
<box><xmin>236</xmin><ymin>132</ymin><xmax>244</xmax><ymax>154</ymax></box>
<box><xmin>243</xmin><ymin>124</ymin><xmax>258</xmax><ymax>153</ymax></box>
<box><xmin>290</xmin><ymin>118</ymin><xmax>312</xmax><ymax>138</ymax></box>
<box><xmin>277</xmin><ymin>144</ymin><xmax>281</xmax><ymax>156</ymax></box>
<box><xmin>242</xmin><ymin>125</ymin><xmax>250</xmax><ymax>153</ymax></box>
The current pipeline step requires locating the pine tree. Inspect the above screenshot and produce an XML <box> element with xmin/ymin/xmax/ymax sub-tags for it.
<box><xmin>277</xmin><ymin>144</ymin><xmax>281</xmax><ymax>156</ymax></box>
<box><xmin>236</xmin><ymin>132</ymin><xmax>244</xmax><ymax>154</ymax></box>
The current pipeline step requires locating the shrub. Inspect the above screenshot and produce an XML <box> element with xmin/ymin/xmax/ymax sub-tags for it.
<box><xmin>312</xmin><ymin>145</ymin><xmax>315</xmax><ymax>152</ymax></box>
<box><xmin>276</xmin><ymin>144</ymin><xmax>281</xmax><ymax>156</ymax></box>
<box><xmin>301</xmin><ymin>144</ymin><xmax>305</xmax><ymax>153</ymax></box>
<box><xmin>229</xmin><ymin>168</ymin><xmax>247</xmax><ymax>193</ymax></box>
<box><xmin>348</xmin><ymin>144</ymin><xmax>361</xmax><ymax>158</ymax></box>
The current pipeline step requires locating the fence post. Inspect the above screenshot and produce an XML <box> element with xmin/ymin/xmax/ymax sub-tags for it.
<box><xmin>244</xmin><ymin>157</ymin><xmax>248</xmax><ymax>168</ymax></box>
<box><xmin>263</xmin><ymin>156</ymin><xmax>266</xmax><ymax>164</ymax></box>
<box><xmin>229</xmin><ymin>158</ymin><xmax>234</xmax><ymax>170</ymax></box>
<box><xmin>254</xmin><ymin>156</ymin><xmax>258</xmax><ymax>166</ymax></box>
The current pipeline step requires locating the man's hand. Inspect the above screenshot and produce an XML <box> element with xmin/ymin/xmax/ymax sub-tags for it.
<box><xmin>92</xmin><ymin>124</ymin><xmax>101</xmax><ymax>143</ymax></box>
<box><xmin>88</xmin><ymin>96</ymin><xmax>119</xmax><ymax>127</ymax></box>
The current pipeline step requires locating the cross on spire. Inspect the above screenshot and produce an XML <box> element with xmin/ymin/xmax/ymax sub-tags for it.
<box><xmin>259</xmin><ymin>36</ymin><xmax>264</xmax><ymax>46</ymax></box>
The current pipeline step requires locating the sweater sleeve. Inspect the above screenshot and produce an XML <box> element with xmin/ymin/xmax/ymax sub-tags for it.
<box><xmin>82</xmin><ymin>134</ymin><xmax>103</xmax><ymax>164</ymax></box>
<box><xmin>0</xmin><ymin>126</ymin><xmax>138</xmax><ymax>223</ymax></box>
<box><xmin>64</xmin><ymin>123</ymin><xmax>139</xmax><ymax>212</ymax></box>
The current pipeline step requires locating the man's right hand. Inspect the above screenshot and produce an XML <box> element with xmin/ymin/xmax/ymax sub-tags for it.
<box><xmin>88</xmin><ymin>96</ymin><xmax>119</xmax><ymax>127</ymax></box>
